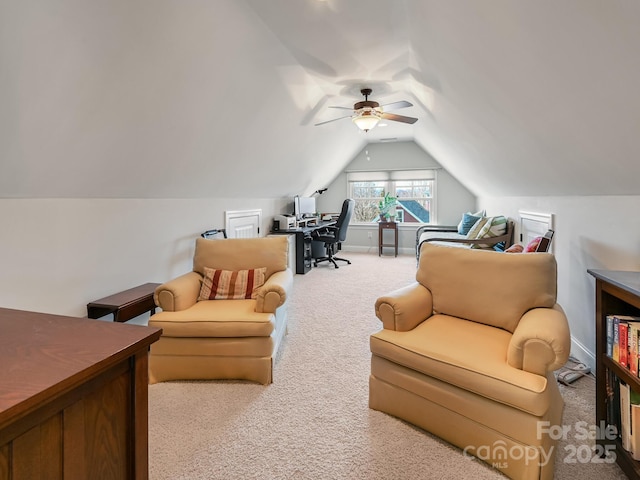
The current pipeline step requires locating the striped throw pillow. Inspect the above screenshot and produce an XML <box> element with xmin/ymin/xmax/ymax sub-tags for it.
<box><xmin>471</xmin><ymin>216</ymin><xmax>508</xmax><ymax>249</ymax></box>
<box><xmin>198</xmin><ymin>267</ymin><xmax>267</xmax><ymax>300</ymax></box>
<box><xmin>465</xmin><ymin>216</ymin><xmax>490</xmax><ymax>240</ymax></box>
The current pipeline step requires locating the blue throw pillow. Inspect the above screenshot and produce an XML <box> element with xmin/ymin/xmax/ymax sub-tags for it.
<box><xmin>457</xmin><ymin>212</ymin><xmax>482</xmax><ymax>235</ymax></box>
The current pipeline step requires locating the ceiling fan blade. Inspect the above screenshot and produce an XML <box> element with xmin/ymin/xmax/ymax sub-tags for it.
<box><xmin>328</xmin><ymin>106</ymin><xmax>354</xmax><ymax>110</ymax></box>
<box><xmin>381</xmin><ymin>100</ymin><xmax>413</xmax><ymax>111</ymax></box>
<box><xmin>315</xmin><ymin>115</ymin><xmax>352</xmax><ymax>126</ymax></box>
<box><xmin>381</xmin><ymin>112</ymin><xmax>418</xmax><ymax>124</ymax></box>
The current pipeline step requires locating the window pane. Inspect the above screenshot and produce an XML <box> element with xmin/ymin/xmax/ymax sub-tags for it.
<box><xmin>350</xmin><ymin>181</ymin><xmax>387</xmax><ymax>223</ymax></box>
<box><xmin>351</xmin><ymin>182</ymin><xmax>385</xmax><ymax>199</ymax></box>
<box><xmin>353</xmin><ymin>199</ymin><xmax>380</xmax><ymax>223</ymax></box>
<box><xmin>393</xmin><ymin>180</ymin><xmax>433</xmax><ymax>224</ymax></box>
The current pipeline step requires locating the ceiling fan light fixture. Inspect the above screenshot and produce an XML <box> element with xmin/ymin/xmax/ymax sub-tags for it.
<box><xmin>315</xmin><ymin>88</ymin><xmax>417</xmax><ymax>130</ymax></box>
<box><xmin>352</xmin><ymin>108</ymin><xmax>382</xmax><ymax>132</ymax></box>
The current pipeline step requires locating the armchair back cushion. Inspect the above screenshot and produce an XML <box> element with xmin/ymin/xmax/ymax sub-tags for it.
<box><xmin>193</xmin><ymin>236</ymin><xmax>288</xmax><ymax>279</ymax></box>
<box><xmin>416</xmin><ymin>243</ymin><xmax>557</xmax><ymax>333</ymax></box>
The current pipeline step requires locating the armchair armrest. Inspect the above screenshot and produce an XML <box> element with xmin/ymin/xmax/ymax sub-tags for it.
<box><xmin>375</xmin><ymin>282</ymin><xmax>433</xmax><ymax>332</ymax></box>
<box><xmin>255</xmin><ymin>268</ymin><xmax>294</xmax><ymax>313</ymax></box>
<box><xmin>154</xmin><ymin>271</ymin><xmax>202</xmax><ymax>312</ymax></box>
<box><xmin>312</xmin><ymin>225</ymin><xmax>338</xmax><ymax>241</ymax></box>
<box><xmin>507</xmin><ymin>304</ymin><xmax>571</xmax><ymax>375</ymax></box>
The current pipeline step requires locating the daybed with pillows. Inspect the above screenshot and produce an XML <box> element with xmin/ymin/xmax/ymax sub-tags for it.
<box><xmin>415</xmin><ymin>211</ymin><xmax>514</xmax><ymax>261</ymax></box>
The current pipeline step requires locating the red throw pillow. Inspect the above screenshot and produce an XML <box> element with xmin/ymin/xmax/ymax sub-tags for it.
<box><xmin>525</xmin><ymin>237</ymin><xmax>542</xmax><ymax>253</ymax></box>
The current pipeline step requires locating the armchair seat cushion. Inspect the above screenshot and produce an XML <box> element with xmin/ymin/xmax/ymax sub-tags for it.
<box><xmin>148</xmin><ymin>299</ymin><xmax>275</xmax><ymax>338</ymax></box>
<box><xmin>370</xmin><ymin>314</ymin><xmax>549</xmax><ymax>416</ymax></box>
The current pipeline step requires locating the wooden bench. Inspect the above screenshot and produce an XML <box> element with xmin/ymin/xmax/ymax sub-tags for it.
<box><xmin>87</xmin><ymin>282</ymin><xmax>160</xmax><ymax>322</ymax></box>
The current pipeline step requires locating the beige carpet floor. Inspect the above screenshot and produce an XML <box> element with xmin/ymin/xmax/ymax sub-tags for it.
<box><xmin>148</xmin><ymin>252</ymin><xmax>627</xmax><ymax>479</ymax></box>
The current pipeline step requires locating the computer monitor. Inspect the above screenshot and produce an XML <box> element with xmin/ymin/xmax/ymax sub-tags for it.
<box><xmin>294</xmin><ymin>196</ymin><xmax>316</xmax><ymax>219</ymax></box>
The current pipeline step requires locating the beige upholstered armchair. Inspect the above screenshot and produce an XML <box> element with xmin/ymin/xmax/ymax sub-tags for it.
<box><xmin>369</xmin><ymin>243</ymin><xmax>570</xmax><ymax>480</ymax></box>
<box><xmin>149</xmin><ymin>236</ymin><xmax>292</xmax><ymax>385</ymax></box>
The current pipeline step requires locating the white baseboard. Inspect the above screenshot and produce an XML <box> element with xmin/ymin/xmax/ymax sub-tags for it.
<box><xmin>569</xmin><ymin>336</ymin><xmax>595</xmax><ymax>372</ymax></box>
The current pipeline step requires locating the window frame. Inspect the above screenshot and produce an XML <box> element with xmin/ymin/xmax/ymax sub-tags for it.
<box><xmin>346</xmin><ymin>170</ymin><xmax>437</xmax><ymax>225</ymax></box>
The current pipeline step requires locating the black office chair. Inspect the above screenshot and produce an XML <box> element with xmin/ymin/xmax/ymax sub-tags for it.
<box><xmin>312</xmin><ymin>198</ymin><xmax>354</xmax><ymax>269</ymax></box>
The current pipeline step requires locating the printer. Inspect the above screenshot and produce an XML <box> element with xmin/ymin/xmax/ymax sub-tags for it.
<box><xmin>273</xmin><ymin>214</ymin><xmax>296</xmax><ymax>231</ymax></box>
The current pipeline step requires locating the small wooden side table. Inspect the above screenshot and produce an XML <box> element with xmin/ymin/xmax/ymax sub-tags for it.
<box><xmin>379</xmin><ymin>221</ymin><xmax>398</xmax><ymax>257</ymax></box>
<box><xmin>87</xmin><ymin>282</ymin><xmax>161</xmax><ymax>322</ymax></box>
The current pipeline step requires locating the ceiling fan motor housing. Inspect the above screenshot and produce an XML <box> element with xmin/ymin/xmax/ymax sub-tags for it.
<box><xmin>354</xmin><ymin>100</ymin><xmax>380</xmax><ymax>110</ymax></box>
<box><xmin>355</xmin><ymin>88</ymin><xmax>379</xmax><ymax>111</ymax></box>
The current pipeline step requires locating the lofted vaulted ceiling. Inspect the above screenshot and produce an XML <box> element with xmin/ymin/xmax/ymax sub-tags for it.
<box><xmin>2</xmin><ymin>0</ymin><xmax>640</xmax><ymax>199</ymax></box>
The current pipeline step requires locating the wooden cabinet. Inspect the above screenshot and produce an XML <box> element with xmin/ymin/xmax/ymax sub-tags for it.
<box><xmin>589</xmin><ymin>269</ymin><xmax>640</xmax><ymax>479</ymax></box>
<box><xmin>0</xmin><ymin>308</ymin><xmax>161</xmax><ymax>480</ymax></box>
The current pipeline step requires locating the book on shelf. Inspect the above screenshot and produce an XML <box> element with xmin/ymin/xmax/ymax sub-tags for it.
<box><xmin>632</xmin><ymin>397</ymin><xmax>640</xmax><ymax>460</ymax></box>
<box><xmin>631</xmin><ymin>322</ymin><xmax>640</xmax><ymax>376</ymax></box>
<box><xmin>606</xmin><ymin>315</ymin><xmax>640</xmax><ymax>373</ymax></box>
<box><xmin>621</xmin><ymin>381</ymin><xmax>631</xmax><ymax>451</ymax></box>
<box><xmin>620</xmin><ymin>322</ymin><xmax>629</xmax><ymax>368</ymax></box>
<box><xmin>607</xmin><ymin>315</ymin><xmax>614</xmax><ymax>358</ymax></box>
<box><xmin>613</xmin><ymin>316</ymin><xmax>620</xmax><ymax>362</ymax></box>
<box><xmin>618</xmin><ymin>379</ymin><xmax>640</xmax><ymax>460</ymax></box>
<box><xmin>610</xmin><ymin>371</ymin><xmax>622</xmax><ymax>442</ymax></box>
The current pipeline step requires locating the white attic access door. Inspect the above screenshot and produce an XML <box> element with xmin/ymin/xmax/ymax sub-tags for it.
<box><xmin>519</xmin><ymin>211</ymin><xmax>554</xmax><ymax>250</ymax></box>
<box><xmin>225</xmin><ymin>209</ymin><xmax>262</xmax><ymax>238</ymax></box>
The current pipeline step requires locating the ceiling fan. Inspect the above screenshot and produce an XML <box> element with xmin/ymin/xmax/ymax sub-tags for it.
<box><xmin>314</xmin><ymin>88</ymin><xmax>418</xmax><ymax>132</ymax></box>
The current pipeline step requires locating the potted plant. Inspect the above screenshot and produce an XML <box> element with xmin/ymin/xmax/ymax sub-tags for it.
<box><xmin>378</xmin><ymin>192</ymin><xmax>398</xmax><ymax>222</ymax></box>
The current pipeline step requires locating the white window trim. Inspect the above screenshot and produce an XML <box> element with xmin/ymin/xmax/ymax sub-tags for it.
<box><xmin>347</xmin><ymin>169</ymin><xmax>437</xmax><ymax>225</ymax></box>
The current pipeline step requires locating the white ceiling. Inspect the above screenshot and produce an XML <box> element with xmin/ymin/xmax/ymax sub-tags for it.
<box><xmin>2</xmin><ymin>0</ymin><xmax>640</xmax><ymax>198</ymax></box>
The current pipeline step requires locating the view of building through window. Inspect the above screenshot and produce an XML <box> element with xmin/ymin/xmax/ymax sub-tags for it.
<box><xmin>348</xmin><ymin>171</ymin><xmax>434</xmax><ymax>223</ymax></box>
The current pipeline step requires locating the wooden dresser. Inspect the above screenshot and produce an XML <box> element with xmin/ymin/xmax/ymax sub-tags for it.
<box><xmin>0</xmin><ymin>308</ymin><xmax>161</xmax><ymax>480</ymax></box>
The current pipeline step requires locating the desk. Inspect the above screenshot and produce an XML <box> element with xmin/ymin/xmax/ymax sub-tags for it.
<box><xmin>87</xmin><ymin>282</ymin><xmax>160</xmax><ymax>322</ymax></box>
<box><xmin>271</xmin><ymin>221</ymin><xmax>335</xmax><ymax>274</ymax></box>
<box><xmin>379</xmin><ymin>221</ymin><xmax>398</xmax><ymax>257</ymax></box>
<box><xmin>0</xmin><ymin>307</ymin><xmax>161</xmax><ymax>479</ymax></box>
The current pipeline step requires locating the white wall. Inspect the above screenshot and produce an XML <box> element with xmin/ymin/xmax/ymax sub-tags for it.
<box><xmin>316</xmin><ymin>141</ymin><xmax>476</xmax><ymax>253</ymax></box>
<box><xmin>478</xmin><ymin>195</ymin><xmax>640</xmax><ymax>371</ymax></box>
<box><xmin>0</xmin><ymin>197</ymin><xmax>288</xmax><ymax>318</ymax></box>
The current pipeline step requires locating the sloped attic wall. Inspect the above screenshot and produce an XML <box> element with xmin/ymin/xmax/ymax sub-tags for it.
<box><xmin>0</xmin><ymin>0</ymin><xmax>360</xmax><ymax>199</ymax></box>
<box><xmin>407</xmin><ymin>1</ymin><xmax>640</xmax><ymax>198</ymax></box>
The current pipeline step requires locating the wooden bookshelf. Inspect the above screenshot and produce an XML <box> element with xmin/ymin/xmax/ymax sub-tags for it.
<box><xmin>589</xmin><ymin>269</ymin><xmax>640</xmax><ymax>479</ymax></box>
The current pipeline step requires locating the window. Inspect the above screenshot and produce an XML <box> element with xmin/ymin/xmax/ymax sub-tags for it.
<box><xmin>347</xmin><ymin>170</ymin><xmax>435</xmax><ymax>224</ymax></box>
